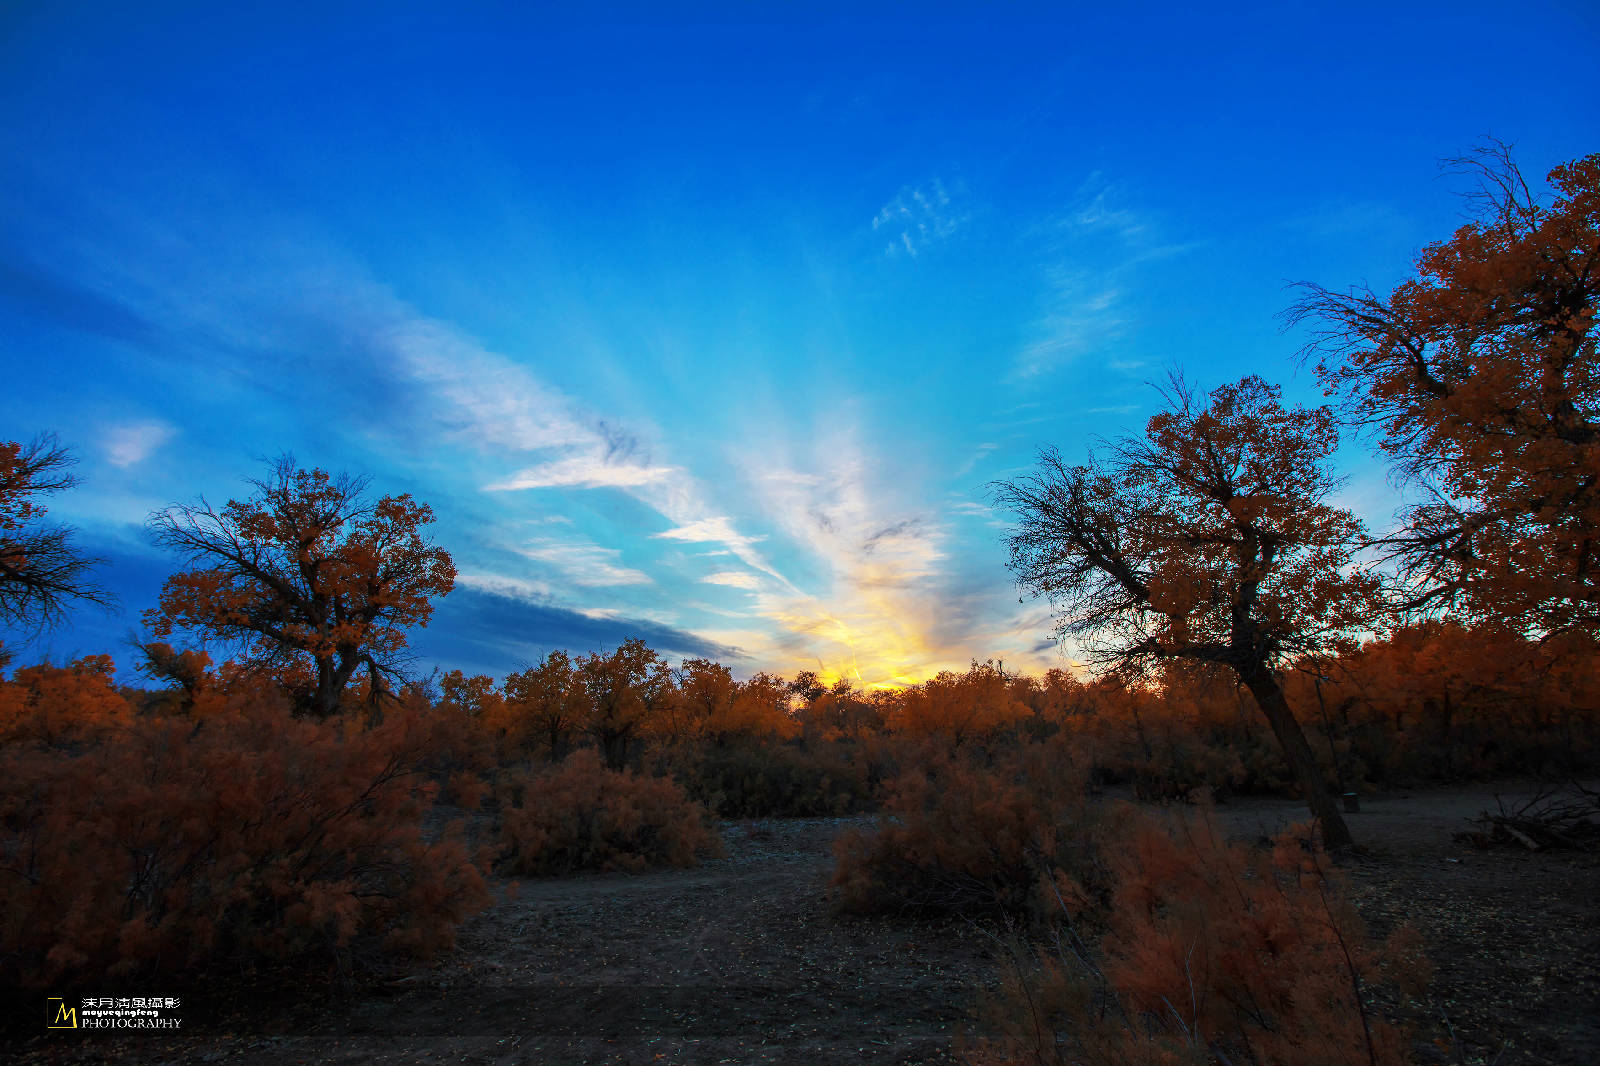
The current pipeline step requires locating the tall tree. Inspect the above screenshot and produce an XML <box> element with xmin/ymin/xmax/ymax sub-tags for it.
<box><xmin>576</xmin><ymin>638</ymin><xmax>674</xmax><ymax>769</ymax></box>
<box><xmin>1290</xmin><ymin>147</ymin><xmax>1600</xmax><ymax>636</ymax></box>
<box><xmin>146</xmin><ymin>458</ymin><xmax>455</xmax><ymax>717</ymax></box>
<box><xmin>499</xmin><ymin>650</ymin><xmax>583</xmax><ymax>760</ymax></box>
<box><xmin>992</xmin><ymin>376</ymin><xmax>1381</xmax><ymax>847</ymax></box>
<box><xmin>673</xmin><ymin>657</ymin><xmax>735</xmax><ymax>744</ymax></box>
<box><xmin>0</xmin><ymin>434</ymin><xmax>109</xmax><ymax>639</ymax></box>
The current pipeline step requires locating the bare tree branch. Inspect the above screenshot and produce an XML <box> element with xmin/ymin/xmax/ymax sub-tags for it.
<box><xmin>0</xmin><ymin>433</ymin><xmax>113</xmax><ymax>635</ymax></box>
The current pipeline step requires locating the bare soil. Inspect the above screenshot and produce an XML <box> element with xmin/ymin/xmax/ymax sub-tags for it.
<box><xmin>8</xmin><ymin>784</ymin><xmax>1598</xmax><ymax>1065</ymax></box>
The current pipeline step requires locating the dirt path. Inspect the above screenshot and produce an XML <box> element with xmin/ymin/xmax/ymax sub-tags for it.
<box><xmin>10</xmin><ymin>786</ymin><xmax>1600</xmax><ymax>1065</ymax></box>
<box><xmin>377</xmin><ymin>818</ymin><xmax>999</xmax><ymax>1065</ymax></box>
<box><xmin>15</xmin><ymin>817</ymin><xmax>1003</xmax><ymax>1066</ymax></box>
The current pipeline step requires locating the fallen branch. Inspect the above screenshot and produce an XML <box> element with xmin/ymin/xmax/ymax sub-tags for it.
<box><xmin>1455</xmin><ymin>781</ymin><xmax>1600</xmax><ymax>852</ymax></box>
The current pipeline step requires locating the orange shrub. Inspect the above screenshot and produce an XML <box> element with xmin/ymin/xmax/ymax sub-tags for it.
<box><xmin>655</xmin><ymin>739</ymin><xmax>871</xmax><ymax>818</ymax></box>
<box><xmin>445</xmin><ymin>768</ymin><xmax>491</xmax><ymax>809</ymax></box>
<box><xmin>831</xmin><ymin>749</ymin><xmax>1108</xmax><ymax>920</ymax></box>
<box><xmin>495</xmin><ymin>749</ymin><xmax>723</xmax><ymax>875</ymax></box>
<box><xmin>0</xmin><ymin>655</ymin><xmax>130</xmax><ymax>748</ymax></box>
<box><xmin>973</xmin><ymin>805</ymin><xmax>1428</xmax><ymax>1066</ymax></box>
<box><xmin>0</xmin><ymin>683</ymin><xmax>489</xmax><ymax>988</ymax></box>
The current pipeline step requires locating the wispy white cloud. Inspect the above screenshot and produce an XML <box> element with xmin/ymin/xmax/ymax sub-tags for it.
<box><xmin>1069</xmin><ymin>182</ymin><xmax>1151</xmax><ymax>241</ymax></box>
<box><xmin>380</xmin><ymin>310</ymin><xmax>1064</xmax><ymax>680</ymax></box>
<box><xmin>953</xmin><ymin>441</ymin><xmax>999</xmax><ymax>479</ymax></box>
<box><xmin>380</xmin><ymin>319</ymin><xmax>594</xmax><ymax>452</ymax></box>
<box><xmin>456</xmin><ymin>571</ymin><xmax>555</xmax><ymax>602</ymax></box>
<box><xmin>727</xmin><ymin>427</ymin><xmax>968</xmax><ymax>686</ymax></box>
<box><xmin>873</xmin><ymin>176</ymin><xmax>969</xmax><ymax>259</ymax></box>
<box><xmin>102</xmin><ymin>419</ymin><xmax>176</xmax><ymax>467</ymax></box>
<box><xmin>1014</xmin><ymin>269</ymin><xmax>1127</xmax><ymax>380</ymax></box>
<box><xmin>1012</xmin><ymin>175</ymin><xmax>1196</xmax><ymax>381</ymax></box>
<box><xmin>353</xmin><ymin>307</ymin><xmax>789</xmax><ymax>582</ymax></box>
<box><xmin>703</xmin><ymin>571</ymin><xmax>761</xmax><ymax>590</ymax></box>
<box><xmin>487</xmin><ymin>455</ymin><xmax>678</xmax><ymax>491</ymax></box>
<box><xmin>514</xmin><ymin>538</ymin><xmax>652</xmax><ymax>587</ymax></box>
<box><xmin>654</xmin><ymin>516</ymin><xmax>754</xmax><ymax>546</ymax></box>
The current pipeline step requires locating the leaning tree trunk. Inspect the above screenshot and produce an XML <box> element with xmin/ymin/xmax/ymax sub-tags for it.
<box><xmin>1241</xmin><ymin>666</ymin><xmax>1354</xmax><ymax>849</ymax></box>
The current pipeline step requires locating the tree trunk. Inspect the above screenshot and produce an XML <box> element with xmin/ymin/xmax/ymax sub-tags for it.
<box><xmin>310</xmin><ymin>658</ymin><xmax>340</xmax><ymax>718</ymax></box>
<box><xmin>1128</xmin><ymin>703</ymin><xmax>1155</xmax><ymax>760</ymax></box>
<box><xmin>1243</xmin><ymin>668</ymin><xmax>1354</xmax><ymax>849</ymax></box>
<box><xmin>597</xmin><ymin>728</ymin><xmax>631</xmax><ymax>771</ymax></box>
<box><xmin>308</xmin><ymin>655</ymin><xmax>361</xmax><ymax>718</ymax></box>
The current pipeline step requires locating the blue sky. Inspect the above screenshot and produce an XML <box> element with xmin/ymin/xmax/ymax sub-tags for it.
<box><xmin>2</xmin><ymin>2</ymin><xmax>1596</xmax><ymax>686</ymax></box>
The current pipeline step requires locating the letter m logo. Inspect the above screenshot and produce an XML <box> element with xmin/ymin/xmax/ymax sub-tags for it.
<box><xmin>47</xmin><ymin>998</ymin><xmax>77</xmax><ymax>1028</ymax></box>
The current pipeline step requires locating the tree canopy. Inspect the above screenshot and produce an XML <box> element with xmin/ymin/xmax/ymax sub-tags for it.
<box><xmin>1291</xmin><ymin>147</ymin><xmax>1600</xmax><ymax>636</ymax></box>
<box><xmin>992</xmin><ymin>375</ymin><xmax>1379</xmax><ymax>846</ymax></box>
<box><xmin>146</xmin><ymin>457</ymin><xmax>455</xmax><ymax>717</ymax></box>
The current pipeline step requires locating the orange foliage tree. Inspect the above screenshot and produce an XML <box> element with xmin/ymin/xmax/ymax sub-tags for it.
<box><xmin>891</xmin><ymin>660</ymin><xmax>1029</xmax><ymax>743</ymax></box>
<box><xmin>135</xmin><ymin>641</ymin><xmax>215</xmax><ymax>714</ymax></box>
<box><xmin>1292</xmin><ymin>147</ymin><xmax>1600</xmax><ymax>636</ymax></box>
<box><xmin>723</xmin><ymin>670</ymin><xmax>800</xmax><ymax>742</ymax></box>
<box><xmin>496</xmin><ymin>650</ymin><xmax>585</xmax><ymax>760</ymax></box>
<box><xmin>662</xmin><ymin>656</ymin><xmax>727</xmax><ymax>744</ymax></box>
<box><xmin>576</xmin><ymin>637</ymin><xmax>675</xmax><ymax>769</ymax></box>
<box><xmin>669</xmin><ymin>660</ymin><xmax>798</xmax><ymax>744</ymax></box>
<box><xmin>146</xmin><ymin>458</ymin><xmax>455</xmax><ymax>717</ymax></box>
<box><xmin>797</xmin><ymin>677</ymin><xmax>888</xmax><ymax>743</ymax></box>
<box><xmin>1017</xmin><ymin>667</ymin><xmax>1093</xmax><ymax>732</ymax></box>
<box><xmin>993</xmin><ymin>376</ymin><xmax>1381</xmax><ymax>847</ymax></box>
<box><xmin>0</xmin><ymin>434</ymin><xmax>109</xmax><ymax>640</ymax></box>
<box><xmin>0</xmin><ymin>653</ymin><xmax>129</xmax><ymax>748</ymax></box>
<box><xmin>439</xmin><ymin>669</ymin><xmax>504</xmax><ymax>720</ymax></box>
<box><xmin>1298</xmin><ymin>621</ymin><xmax>1600</xmax><ymax>782</ymax></box>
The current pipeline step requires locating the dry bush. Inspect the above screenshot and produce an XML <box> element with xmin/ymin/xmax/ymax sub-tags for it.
<box><xmin>972</xmin><ymin>804</ymin><xmax>1429</xmax><ymax>1066</ymax></box>
<box><xmin>0</xmin><ymin>671</ymin><xmax>490</xmax><ymax>989</ymax></box>
<box><xmin>495</xmin><ymin>748</ymin><xmax>723</xmax><ymax>875</ymax></box>
<box><xmin>444</xmin><ymin>768</ymin><xmax>491</xmax><ymax>810</ymax></box>
<box><xmin>658</xmin><ymin>740</ymin><xmax>871</xmax><ymax>818</ymax></box>
<box><xmin>830</xmin><ymin>748</ymin><xmax>1109</xmax><ymax>921</ymax></box>
<box><xmin>1124</xmin><ymin>737</ymin><xmax>1250</xmax><ymax>803</ymax></box>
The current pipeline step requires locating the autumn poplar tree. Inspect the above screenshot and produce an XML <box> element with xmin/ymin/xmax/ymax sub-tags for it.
<box><xmin>672</xmin><ymin>657</ymin><xmax>734</xmax><ymax>744</ymax></box>
<box><xmin>146</xmin><ymin>458</ymin><xmax>455</xmax><ymax>717</ymax></box>
<box><xmin>576</xmin><ymin>638</ymin><xmax>675</xmax><ymax>769</ymax></box>
<box><xmin>500</xmin><ymin>650</ymin><xmax>584</xmax><ymax>760</ymax></box>
<box><xmin>992</xmin><ymin>376</ymin><xmax>1380</xmax><ymax>848</ymax></box>
<box><xmin>1290</xmin><ymin>147</ymin><xmax>1600</xmax><ymax>636</ymax></box>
